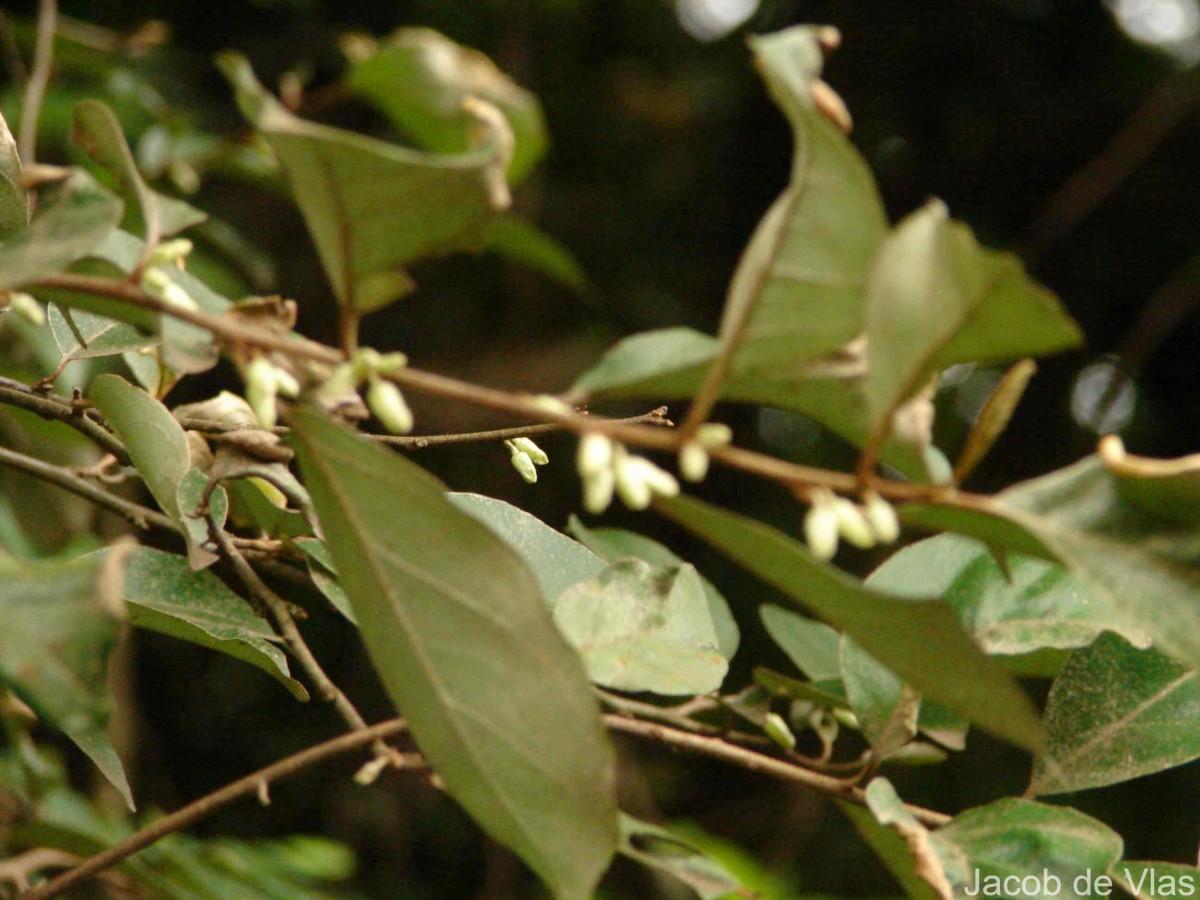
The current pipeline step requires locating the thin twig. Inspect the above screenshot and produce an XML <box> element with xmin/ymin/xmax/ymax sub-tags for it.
<box><xmin>373</xmin><ymin>408</ymin><xmax>672</xmax><ymax>449</ymax></box>
<box><xmin>16</xmin><ymin>0</ymin><xmax>57</xmax><ymax>167</ymax></box>
<box><xmin>1022</xmin><ymin>63</ymin><xmax>1200</xmax><ymax>265</ymax></box>
<box><xmin>0</xmin><ymin>378</ymin><xmax>131</xmax><ymax>463</ymax></box>
<box><xmin>0</xmin><ymin>445</ymin><xmax>176</xmax><ymax>531</ymax></box>
<box><xmin>23</xmin><ymin>718</ymin><xmax>411</xmax><ymax>900</ymax></box>
<box><xmin>209</xmin><ymin>522</ymin><xmax>368</xmax><ymax>731</ymax></box>
<box><xmin>603</xmin><ymin>715</ymin><xmax>951</xmax><ymax>829</ymax></box>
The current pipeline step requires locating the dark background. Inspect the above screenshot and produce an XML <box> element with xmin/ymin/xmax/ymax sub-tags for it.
<box><xmin>3</xmin><ymin>0</ymin><xmax>1199</xmax><ymax>896</ymax></box>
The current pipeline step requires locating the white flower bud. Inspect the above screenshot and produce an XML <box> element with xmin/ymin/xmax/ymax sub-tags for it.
<box><xmin>582</xmin><ymin>466</ymin><xmax>615</xmax><ymax>515</ymax></box>
<box><xmin>804</xmin><ymin>499</ymin><xmax>839</xmax><ymax>561</ymax></box>
<box><xmin>511</xmin><ymin>437</ymin><xmax>548</xmax><ymax>466</ymax></box>
<box><xmin>272</xmin><ymin>365</ymin><xmax>300</xmax><ymax>399</ymax></box>
<box><xmin>696</xmin><ymin>422</ymin><xmax>733</xmax><ymax>448</ymax></box>
<box><xmin>353</xmin><ymin>754</ymin><xmax>390</xmax><ymax>786</ymax></box>
<box><xmin>833</xmin><ymin>498</ymin><xmax>876</xmax><ymax>549</ymax></box>
<box><xmin>833</xmin><ymin>708</ymin><xmax>860</xmax><ymax>730</ymax></box>
<box><xmin>764</xmin><ymin>712</ymin><xmax>797</xmax><ymax>750</ymax></box>
<box><xmin>506</xmin><ymin>442</ymin><xmax>539</xmax><ymax>483</ymax></box>
<box><xmin>374</xmin><ymin>351</ymin><xmax>409</xmax><ymax>375</ymax></box>
<box><xmin>350</xmin><ymin>347</ymin><xmax>382</xmax><ymax>381</ymax></box>
<box><xmin>614</xmin><ymin>455</ymin><xmax>678</xmax><ymax>510</ymax></box>
<box><xmin>577</xmin><ymin>433</ymin><xmax>614</xmax><ymax>477</ymax></box>
<box><xmin>367</xmin><ymin>378</ymin><xmax>414</xmax><ymax>434</ymax></box>
<box><xmin>639</xmin><ymin>459</ymin><xmax>680</xmax><ymax>499</ymax></box>
<box><xmin>6</xmin><ymin>291</ymin><xmax>45</xmax><ymax>325</ymax></box>
<box><xmin>245</xmin><ymin>356</ymin><xmax>279</xmax><ymax>428</ymax></box>
<box><xmin>863</xmin><ymin>491</ymin><xmax>900</xmax><ymax>544</ymax></box>
<box><xmin>146</xmin><ymin>238</ymin><xmax>194</xmax><ymax>268</ymax></box>
<box><xmin>141</xmin><ymin>267</ymin><xmax>198</xmax><ymax>310</ymax></box>
<box><xmin>679</xmin><ymin>440</ymin><xmax>709</xmax><ymax>482</ymax></box>
<box><xmin>530</xmin><ymin>394</ymin><xmax>574</xmax><ymax>416</ymax></box>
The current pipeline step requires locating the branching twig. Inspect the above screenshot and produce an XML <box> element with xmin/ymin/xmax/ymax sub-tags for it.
<box><xmin>209</xmin><ymin>522</ymin><xmax>368</xmax><ymax>731</ymax></box>
<box><xmin>16</xmin><ymin>0</ymin><xmax>57</xmax><ymax>167</ymax></box>
<box><xmin>0</xmin><ymin>445</ymin><xmax>176</xmax><ymax>531</ymax></box>
<box><xmin>0</xmin><ymin>378</ymin><xmax>130</xmax><ymax>463</ymax></box>
<box><xmin>603</xmin><ymin>714</ymin><xmax>950</xmax><ymax>829</ymax></box>
<box><xmin>372</xmin><ymin>407</ymin><xmax>672</xmax><ymax>449</ymax></box>
<box><xmin>22</xmin><ymin>717</ymin><xmax>412</xmax><ymax>900</ymax></box>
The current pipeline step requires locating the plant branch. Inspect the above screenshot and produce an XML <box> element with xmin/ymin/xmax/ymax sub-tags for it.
<box><xmin>35</xmin><ymin>272</ymin><xmax>992</xmax><ymax>509</ymax></box>
<box><xmin>23</xmin><ymin>717</ymin><xmax>411</xmax><ymax>900</ymax></box>
<box><xmin>603</xmin><ymin>714</ymin><xmax>951</xmax><ymax>829</ymax></box>
<box><xmin>372</xmin><ymin>407</ymin><xmax>672</xmax><ymax>449</ymax></box>
<box><xmin>0</xmin><ymin>445</ymin><xmax>176</xmax><ymax>531</ymax></box>
<box><xmin>209</xmin><ymin>522</ymin><xmax>369</xmax><ymax>732</ymax></box>
<box><xmin>16</xmin><ymin>0</ymin><xmax>56</xmax><ymax>167</ymax></box>
<box><xmin>0</xmin><ymin>377</ymin><xmax>130</xmax><ymax>463</ymax></box>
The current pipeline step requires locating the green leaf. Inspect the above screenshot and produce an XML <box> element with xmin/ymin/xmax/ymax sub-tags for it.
<box><xmin>90</xmin><ymin>373</ymin><xmax>189</xmax><ymax>520</ymax></box>
<box><xmin>0</xmin><ymin>169</ymin><xmax>123</xmax><ymax>291</ymax></box>
<box><xmin>656</xmin><ymin>494</ymin><xmax>1044</xmax><ymax>751</ymax></box>
<box><xmin>552</xmin><ymin>559</ymin><xmax>728</xmax><ymax>696</ymax></box>
<box><xmin>1033</xmin><ymin>634</ymin><xmax>1200</xmax><ymax>795</ymax></box>
<box><xmin>860</xmin><ymin>779</ymin><xmax>952</xmax><ymax>899</ymax></box>
<box><xmin>449</xmin><ymin>493</ymin><xmax>607</xmax><ymax>602</ymax></box>
<box><xmin>0</xmin><ymin>110</ymin><xmax>29</xmax><ymax>238</ymax></box>
<box><xmin>0</xmin><ymin>550</ymin><xmax>133</xmax><ymax>809</ymax></box>
<box><xmin>48</xmin><ymin>303</ymin><xmax>158</xmax><ymax>363</ymax></box>
<box><xmin>568</xmin><ymin>517</ymin><xmax>739</xmax><ymax>660</ymax></box>
<box><xmin>867</xmin><ymin>534</ymin><xmax>1151</xmax><ymax>668</ymax></box>
<box><xmin>71</xmin><ymin>100</ymin><xmax>206</xmax><ymax>241</ymax></box>
<box><xmin>1116</xmin><ymin>862</ymin><xmax>1200</xmax><ymax>899</ymax></box>
<box><xmin>484</xmin><ymin>214</ymin><xmax>591</xmax><ymax>295</ymax></box>
<box><xmin>713</xmin><ymin>27</ymin><xmax>887</xmax><ymax>372</ymax></box>
<box><xmin>841</xmin><ymin>636</ymin><xmax>919</xmax><ymax>757</ymax></box>
<box><xmin>293</xmin><ymin>537</ymin><xmax>357</xmax><ymax>624</ymax></box>
<box><xmin>759</xmin><ymin>604</ymin><xmax>842</xmax><ymax>681</ymax></box>
<box><xmin>219</xmin><ymin>52</ymin><xmax>512</xmax><ymax>313</ymax></box>
<box><xmin>863</xmin><ymin>199</ymin><xmax>1081</xmax><ymax>429</ymax></box>
<box><xmin>568</xmin><ymin>328</ymin><xmax>932</xmax><ymax>481</ymax></box>
<box><xmin>118</xmin><ymin>545</ymin><xmax>307</xmax><ymax>700</ymax></box>
<box><xmin>176</xmin><ymin>467</ymin><xmax>228</xmax><ymax>571</ymax></box>
<box><xmin>901</xmin><ymin>455</ymin><xmax>1200</xmax><ymax>671</ymax></box>
<box><xmin>289</xmin><ymin>411</ymin><xmax>618</xmax><ymax>898</ymax></box>
<box><xmin>617</xmin><ymin>814</ymin><xmax>746</xmax><ymax>900</ymax></box>
<box><xmin>930</xmin><ymin>798</ymin><xmax>1123</xmax><ymax>899</ymax></box>
<box><xmin>753</xmin><ymin>667</ymin><xmax>851</xmax><ymax>709</ymax></box>
<box><xmin>839</xmin><ymin>798</ymin><xmax>942</xmax><ymax>900</ymax></box>
<box><xmin>344</xmin><ymin>27</ymin><xmax>548</xmax><ymax>184</ymax></box>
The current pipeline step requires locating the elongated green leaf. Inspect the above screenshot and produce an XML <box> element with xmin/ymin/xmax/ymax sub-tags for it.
<box><xmin>618</xmin><ymin>814</ymin><xmax>745</xmax><ymax>900</ymax></box>
<box><xmin>841</xmin><ymin>636</ymin><xmax>919</xmax><ymax>757</ymax></box>
<box><xmin>868</xmin><ymin>534</ymin><xmax>1151</xmax><ymax>665</ymax></box>
<box><xmin>90</xmin><ymin>373</ymin><xmax>189</xmax><ymax>520</ymax></box>
<box><xmin>759</xmin><ymin>604</ymin><xmax>842</xmax><ymax>681</ymax></box>
<box><xmin>568</xmin><ymin>328</ymin><xmax>933</xmax><ymax>480</ymax></box>
<box><xmin>656</xmin><ymin>494</ymin><xmax>1043</xmax><ymax>751</ymax></box>
<box><xmin>289</xmin><ymin>411</ymin><xmax>618</xmax><ymax>898</ymax></box>
<box><xmin>1100</xmin><ymin>435</ymin><xmax>1200</xmax><ymax>527</ymax></box>
<box><xmin>0</xmin><ymin>169</ymin><xmax>123</xmax><ymax>291</ymax></box>
<box><xmin>484</xmin><ymin>214</ymin><xmax>590</xmax><ymax>295</ymax></box>
<box><xmin>48</xmin><ymin>303</ymin><xmax>158</xmax><ymax>363</ymax></box>
<box><xmin>930</xmin><ymin>799</ymin><xmax>1123</xmax><ymax>899</ymax></box>
<box><xmin>714</xmin><ymin>27</ymin><xmax>887</xmax><ymax>372</ymax></box>
<box><xmin>71</xmin><ymin>100</ymin><xmax>205</xmax><ymax>238</ymax></box>
<box><xmin>219</xmin><ymin>53</ymin><xmax>511</xmax><ymax>313</ymax></box>
<box><xmin>1033</xmin><ymin>634</ymin><xmax>1200</xmax><ymax>795</ymax></box>
<box><xmin>118</xmin><ymin>545</ymin><xmax>307</xmax><ymax>700</ymax></box>
<box><xmin>553</xmin><ymin>559</ymin><xmax>728</xmax><ymax>695</ymax></box>
<box><xmin>901</xmin><ymin>455</ymin><xmax>1200</xmax><ymax>670</ymax></box>
<box><xmin>449</xmin><ymin>493</ymin><xmax>607</xmax><ymax>602</ymax></box>
<box><xmin>567</xmin><ymin>517</ymin><xmax>739</xmax><ymax>660</ymax></box>
<box><xmin>839</xmin><ymin>798</ymin><xmax>942</xmax><ymax>900</ymax></box>
<box><xmin>1116</xmin><ymin>862</ymin><xmax>1200</xmax><ymax>898</ymax></box>
<box><xmin>863</xmin><ymin>200</ymin><xmax>1081</xmax><ymax>429</ymax></box>
<box><xmin>861</xmin><ymin>779</ymin><xmax>952</xmax><ymax>899</ymax></box>
<box><xmin>0</xmin><ymin>550</ymin><xmax>133</xmax><ymax>808</ymax></box>
<box><xmin>293</xmin><ymin>537</ymin><xmax>357</xmax><ymax>623</ymax></box>
<box><xmin>344</xmin><ymin>27</ymin><xmax>548</xmax><ymax>184</ymax></box>
<box><xmin>0</xmin><ymin>110</ymin><xmax>28</xmax><ymax>238</ymax></box>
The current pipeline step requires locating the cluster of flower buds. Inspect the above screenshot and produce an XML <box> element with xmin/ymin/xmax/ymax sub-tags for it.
<box><xmin>244</xmin><ymin>355</ymin><xmax>300</xmax><ymax>428</ymax></box>
<box><xmin>802</xmin><ymin>488</ymin><xmax>900</xmax><ymax>560</ymax></box>
<box><xmin>2</xmin><ymin>290</ymin><xmax>45</xmax><ymax>326</ymax></box>
<box><xmin>577</xmin><ymin>433</ymin><xmax>679</xmax><ymax>513</ymax></box>
<box><xmin>318</xmin><ymin>348</ymin><xmax>414</xmax><ymax>434</ymax></box>
<box><xmin>505</xmin><ymin>437</ymin><xmax>549</xmax><ymax>483</ymax></box>
<box><xmin>145</xmin><ymin>238</ymin><xmax>194</xmax><ymax>270</ymax></box>
<box><xmin>678</xmin><ymin>422</ymin><xmax>733</xmax><ymax>483</ymax></box>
